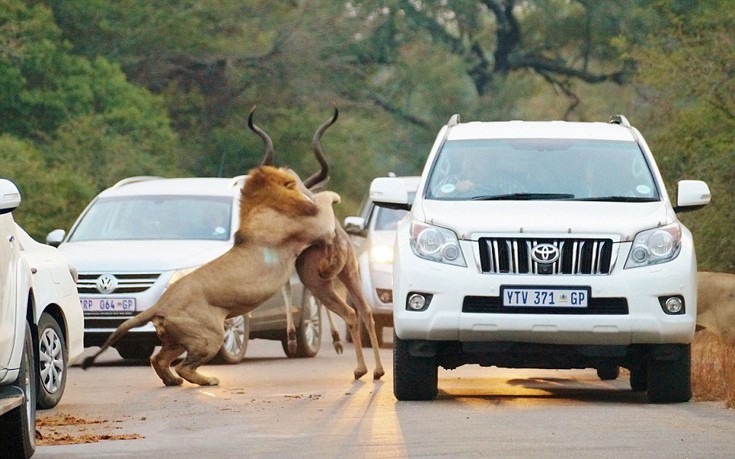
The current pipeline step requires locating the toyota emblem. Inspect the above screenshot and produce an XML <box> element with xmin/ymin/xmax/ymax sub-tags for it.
<box><xmin>531</xmin><ymin>243</ymin><xmax>560</xmax><ymax>264</ymax></box>
<box><xmin>96</xmin><ymin>273</ymin><xmax>119</xmax><ymax>294</ymax></box>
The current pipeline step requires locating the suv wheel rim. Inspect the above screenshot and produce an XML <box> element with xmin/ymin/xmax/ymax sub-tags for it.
<box><xmin>39</xmin><ymin>327</ymin><xmax>64</xmax><ymax>394</ymax></box>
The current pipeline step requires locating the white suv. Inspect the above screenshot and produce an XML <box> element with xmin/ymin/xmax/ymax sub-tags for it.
<box><xmin>370</xmin><ymin>115</ymin><xmax>711</xmax><ymax>403</ymax></box>
<box><xmin>49</xmin><ymin>176</ymin><xmax>323</xmax><ymax>364</ymax></box>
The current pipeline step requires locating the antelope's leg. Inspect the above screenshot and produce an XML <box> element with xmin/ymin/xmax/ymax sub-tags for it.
<box><xmin>325</xmin><ymin>308</ymin><xmax>344</xmax><ymax>354</ymax></box>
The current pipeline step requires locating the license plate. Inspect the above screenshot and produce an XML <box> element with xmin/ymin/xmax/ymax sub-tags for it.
<box><xmin>81</xmin><ymin>297</ymin><xmax>136</xmax><ymax>315</ymax></box>
<box><xmin>501</xmin><ymin>286</ymin><xmax>589</xmax><ymax>307</ymax></box>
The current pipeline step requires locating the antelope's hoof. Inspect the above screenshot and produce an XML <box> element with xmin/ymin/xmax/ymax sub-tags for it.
<box><xmin>373</xmin><ymin>369</ymin><xmax>385</xmax><ymax>380</ymax></box>
<box><xmin>163</xmin><ymin>377</ymin><xmax>184</xmax><ymax>387</ymax></box>
<box><xmin>354</xmin><ymin>368</ymin><xmax>368</xmax><ymax>380</ymax></box>
<box><xmin>333</xmin><ymin>341</ymin><xmax>344</xmax><ymax>355</ymax></box>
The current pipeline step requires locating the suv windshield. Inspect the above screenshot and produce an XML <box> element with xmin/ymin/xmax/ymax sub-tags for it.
<box><xmin>426</xmin><ymin>139</ymin><xmax>659</xmax><ymax>202</ymax></box>
<box><xmin>69</xmin><ymin>195</ymin><xmax>233</xmax><ymax>241</ymax></box>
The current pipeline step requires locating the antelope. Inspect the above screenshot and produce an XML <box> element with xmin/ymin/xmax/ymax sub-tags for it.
<box><xmin>249</xmin><ymin>106</ymin><xmax>385</xmax><ymax>380</ymax></box>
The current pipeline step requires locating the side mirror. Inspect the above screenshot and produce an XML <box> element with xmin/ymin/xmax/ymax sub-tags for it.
<box><xmin>46</xmin><ymin>229</ymin><xmax>66</xmax><ymax>247</ymax></box>
<box><xmin>674</xmin><ymin>180</ymin><xmax>711</xmax><ymax>213</ymax></box>
<box><xmin>343</xmin><ymin>216</ymin><xmax>366</xmax><ymax>237</ymax></box>
<box><xmin>0</xmin><ymin>179</ymin><xmax>21</xmax><ymax>215</ymax></box>
<box><xmin>370</xmin><ymin>177</ymin><xmax>412</xmax><ymax>210</ymax></box>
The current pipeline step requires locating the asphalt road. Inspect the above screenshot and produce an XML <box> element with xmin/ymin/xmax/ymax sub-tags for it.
<box><xmin>35</xmin><ymin>330</ymin><xmax>735</xmax><ymax>459</ymax></box>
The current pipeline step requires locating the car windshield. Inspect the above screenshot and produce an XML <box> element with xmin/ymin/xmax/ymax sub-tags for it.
<box><xmin>69</xmin><ymin>195</ymin><xmax>233</xmax><ymax>241</ymax></box>
<box><xmin>374</xmin><ymin>206</ymin><xmax>408</xmax><ymax>231</ymax></box>
<box><xmin>425</xmin><ymin>139</ymin><xmax>659</xmax><ymax>202</ymax></box>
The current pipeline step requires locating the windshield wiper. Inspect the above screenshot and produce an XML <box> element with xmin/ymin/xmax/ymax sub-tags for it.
<box><xmin>573</xmin><ymin>196</ymin><xmax>659</xmax><ymax>202</ymax></box>
<box><xmin>472</xmin><ymin>193</ymin><xmax>575</xmax><ymax>201</ymax></box>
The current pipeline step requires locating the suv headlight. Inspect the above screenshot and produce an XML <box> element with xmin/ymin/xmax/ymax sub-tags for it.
<box><xmin>625</xmin><ymin>223</ymin><xmax>682</xmax><ymax>268</ymax></box>
<box><xmin>409</xmin><ymin>220</ymin><xmax>466</xmax><ymax>267</ymax></box>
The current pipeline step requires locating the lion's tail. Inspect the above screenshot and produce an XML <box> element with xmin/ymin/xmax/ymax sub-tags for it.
<box><xmin>80</xmin><ymin>307</ymin><xmax>159</xmax><ymax>370</ymax></box>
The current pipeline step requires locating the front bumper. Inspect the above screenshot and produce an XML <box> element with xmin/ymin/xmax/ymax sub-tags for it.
<box><xmin>394</xmin><ymin>238</ymin><xmax>698</xmax><ymax>345</ymax></box>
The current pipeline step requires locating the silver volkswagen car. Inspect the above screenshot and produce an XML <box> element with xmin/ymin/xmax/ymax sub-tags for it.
<box><xmin>48</xmin><ymin>176</ymin><xmax>322</xmax><ymax>364</ymax></box>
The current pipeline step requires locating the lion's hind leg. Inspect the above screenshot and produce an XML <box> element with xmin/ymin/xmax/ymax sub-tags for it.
<box><xmin>175</xmin><ymin>347</ymin><xmax>221</xmax><ymax>386</ymax></box>
<box><xmin>174</xmin><ymin>324</ymin><xmax>223</xmax><ymax>386</ymax></box>
<box><xmin>150</xmin><ymin>316</ymin><xmax>186</xmax><ymax>386</ymax></box>
<box><xmin>151</xmin><ymin>343</ymin><xmax>185</xmax><ymax>386</ymax></box>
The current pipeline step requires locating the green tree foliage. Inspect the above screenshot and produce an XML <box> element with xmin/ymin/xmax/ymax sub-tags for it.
<box><xmin>0</xmin><ymin>0</ymin><xmax>731</xmax><ymax>265</ymax></box>
<box><xmin>0</xmin><ymin>0</ymin><xmax>182</xmax><ymax>238</ymax></box>
<box><xmin>0</xmin><ymin>135</ymin><xmax>95</xmax><ymax>238</ymax></box>
<box><xmin>632</xmin><ymin>1</ymin><xmax>734</xmax><ymax>272</ymax></box>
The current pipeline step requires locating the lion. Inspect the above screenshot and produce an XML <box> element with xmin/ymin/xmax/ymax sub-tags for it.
<box><xmin>81</xmin><ymin>165</ymin><xmax>341</xmax><ymax>386</ymax></box>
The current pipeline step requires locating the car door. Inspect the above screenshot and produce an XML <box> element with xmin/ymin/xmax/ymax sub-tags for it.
<box><xmin>0</xmin><ymin>212</ymin><xmax>20</xmax><ymax>369</ymax></box>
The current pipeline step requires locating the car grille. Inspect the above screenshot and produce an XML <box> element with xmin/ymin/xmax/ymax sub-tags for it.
<box><xmin>77</xmin><ymin>273</ymin><xmax>161</xmax><ymax>294</ymax></box>
<box><xmin>462</xmin><ymin>295</ymin><xmax>628</xmax><ymax>314</ymax></box>
<box><xmin>478</xmin><ymin>237</ymin><xmax>615</xmax><ymax>275</ymax></box>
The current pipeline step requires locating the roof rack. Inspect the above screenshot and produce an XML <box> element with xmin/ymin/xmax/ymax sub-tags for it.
<box><xmin>447</xmin><ymin>114</ymin><xmax>461</xmax><ymax>127</ymax></box>
<box><xmin>609</xmin><ymin>114</ymin><xmax>631</xmax><ymax>127</ymax></box>
<box><xmin>111</xmin><ymin>176</ymin><xmax>163</xmax><ymax>189</ymax></box>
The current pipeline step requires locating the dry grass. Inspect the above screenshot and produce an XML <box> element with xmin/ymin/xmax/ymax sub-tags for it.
<box><xmin>691</xmin><ymin>330</ymin><xmax>735</xmax><ymax>408</ymax></box>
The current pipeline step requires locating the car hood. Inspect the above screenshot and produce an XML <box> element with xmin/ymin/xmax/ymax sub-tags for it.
<box><xmin>58</xmin><ymin>240</ymin><xmax>232</xmax><ymax>272</ymax></box>
<box><xmin>416</xmin><ymin>200</ymin><xmax>675</xmax><ymax>241</ymax></box>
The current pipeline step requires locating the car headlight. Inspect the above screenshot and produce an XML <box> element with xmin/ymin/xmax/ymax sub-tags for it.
<box><xmin>409</xmin><ymin>220</ymin><xmax>466</xmax><ymax>267</ymax></box>
<box><xmin>370</xmin><ymin>244</ymin><xmax>394</xmax><ymax>264</ymax></box>
<box><xmin>625</xmin><ymin>223</ymin><xmax>682</xmax><ymax>268</ymax></box>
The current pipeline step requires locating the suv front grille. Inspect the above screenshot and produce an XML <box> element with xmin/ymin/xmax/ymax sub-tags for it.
<box><xmin>479</xmin><ymin>238</ymin><xmax>615</xmax><ymax>275</ymax></box>
<box><xmin>77</xmin><ymin>273</ymin><xmax>161</xmax><ymax>294</ymax></box>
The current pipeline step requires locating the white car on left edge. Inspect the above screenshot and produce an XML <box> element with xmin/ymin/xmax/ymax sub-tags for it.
<box><xmin>2</xmin><ymin>178</ymin><xmax>84</xmax><ymax>459</ymax></box>
<box><xmin>17</xmin><ymin>223</ymin><xmax>84</xmax><ymax>409</ymax></box>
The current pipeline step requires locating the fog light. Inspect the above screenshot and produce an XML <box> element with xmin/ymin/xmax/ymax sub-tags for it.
<box><xmin>664</xmin><ymin>297</ymin><xmax>683</xmax><ymax>314</ymax></box>
<box><xmin>406</xmin><ymin>292</ymin><xmax>433</xmax><ymax>311</ymax></box>
<box><xmin>659</xmin><ymin>295</ymin><xmax>685</xmax><ymax>315</ymax></box>
<box><xmin>408</xmin><ymin>294</ymin><xmax>426</xmax><ymax>310</ymax></box>
<box><xmin>376</xmin><ymin>288</ymin><xmax>393</xmax><ymax>303</ymax></box>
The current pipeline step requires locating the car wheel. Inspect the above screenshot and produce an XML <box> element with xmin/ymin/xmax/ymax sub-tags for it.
<box><xmin>646</xmin><ymin>344</ymin><xmax>692</xmax><ymax>403</ymax></box>
<box><xmin>596</xmin><ymin>365</ymin><xmax>620</xmax><ymax>381</ymax></box>
<box><xmin>212</xmin><ymin>314</ymin><xmax>250</xmax><ymax>364</ymax></box>
<box><xmin>393</xmin><ymin>332</ymin><xmax>437</xmax><ymax>401</ymax></box>
<box><xmin>629</xmin><ymin>364</ymin><xmax>648</xmax><ymax>392</ymax></box>
<box><xmin>0</xmin><ymin>321</ymin><xmax>37</xmax><ymax>458</ymax></box>
<box><xmin>36</xmin><ymin>313</ymin><xmax>68</xmax><ymax>409</ymax></box>
<box><xmin>115</xmin><ymin>343</ymin><xmax>155</xmax><ymax>361</ymax></box>
<box><xmin>282</xmin><ymin>290</ymin><xmax>322</xmax><ymax>358</ymax></box>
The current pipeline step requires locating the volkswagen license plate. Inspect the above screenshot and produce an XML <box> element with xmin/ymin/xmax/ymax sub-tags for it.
<box><xmin>81</xmin><ymin>297</ymin><xmax>136</xmax><ymax>315</ymax></box>
<box><xmin>501</xmin><ymin>286</ymin><xmax>589</xmax><ymax>307</ymax></box>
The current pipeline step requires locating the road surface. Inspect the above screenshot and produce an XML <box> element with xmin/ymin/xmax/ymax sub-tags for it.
<box><xmin>35</xmin><ymin>333</ymin><xmax>735</xmax><ymax>458</ymax></box>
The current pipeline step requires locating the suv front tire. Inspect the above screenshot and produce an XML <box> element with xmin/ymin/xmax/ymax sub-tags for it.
<box><xmin>393</xmin><ymin>334</ymin><xmax>438</xmax><ymax>401</ymax></box>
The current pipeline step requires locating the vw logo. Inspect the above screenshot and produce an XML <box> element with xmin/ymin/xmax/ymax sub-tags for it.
<box><xmin>531</xmin><ymin>243</ymin><xmax>560</xmax><ymax>264</ymax></box>
<box><xmin>96</xmin><ymin>273</ymin><xmax>118</xmax><ymax>294</ymax></box>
